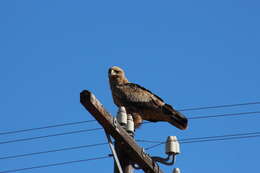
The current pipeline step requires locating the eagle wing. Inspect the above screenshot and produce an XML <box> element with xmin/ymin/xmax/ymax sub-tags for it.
<box><xmin>113</xmin><ymin>83</ymin><xmax>188</xmax><ymax>130</ymax></box>
<box><xmin>117</xmin><ymin>83</ymin><xmax>165</xmax><ymax>110</ymax></box>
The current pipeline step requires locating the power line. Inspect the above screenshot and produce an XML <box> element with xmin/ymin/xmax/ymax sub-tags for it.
<box><xmin>144</xmin><ymin>143</ymin><xmax>164</xmax><ymax>150</ymax></box>
<box><xmin>1</xmin><ymin>101</ymin><xmax>259</xmax><ymax>136</ymax></box>
<box><xmin>0</xmin><ymin>155</ymin><xmax>111</xmax><ymax>173</ymax></box>
<box><xmin>2</xmin><ymin>131</ymin><xmax>260</xmax><ymax>161</ymax></box>
<box><xmin>142</xmin><ymin>131</ymin><xmax>260</xmax><ymax>150</ymax></box>
<box><xmin>181</xmin><ymin>134</ymin><xmax>260</xmax><ymax>144</ymax></box>
<box><xmin>178</xmin><ymin>101</ymin><xmax>260</xmax><ymax>111</ymax></box>
<box><xmin>0</xmin><ymin>128</ymin><xmax>102</xmax><ymax>145</ymax></box>
<box><xmin>1</xmin><ymin>134</ymin><xmax>260</xmax><ymax>173</ymax></box>
<box><xmin>146</xmin><ymin>131</ymin><xmax>260</xmax><ymax>143</ymax></box>
<box><xmin>0</xmin><ymin>142</ymin><xmax>107</xmax><ymax>160</ymax></box>
<box><xmin>145</xmin><ymin>134</ymin><xmax>260</xmax><ymax>150</ymax></box>
<box><xmin>179</xmin><ymin>131</ymin><xmax>260</xmax><ymax>141</ymax></box>
<box><xmin>142</xmin><ymin>110</ymin><xmax>260</xmax><ymax>125</ymax></box>
<box><xmin>189</xmin><ymin>111</ymin><xmax>260</xmax><ymax>120</ymax></box>
<box><xmin>1</xmin><ymin>111</ymin><xmax>260</xmax><ymax>145</ymax></box>
<box><xmin>140</xmin><ymin>131</ymin><xmax>260</xmax><ymax>145</ymax></box>
<box><xmin>0</xmin><ymin>135</ymin><xmax>260</xmax><ymax>173</ymax></box>
<box><xmin>0</xmin><ymin>120</ymin><xmax>96</xmax><ymax>136</ymax></box>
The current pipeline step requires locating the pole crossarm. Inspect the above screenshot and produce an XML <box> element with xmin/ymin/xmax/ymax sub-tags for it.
<box><xmin>80</xmin><ymin>90</ymin><xmax>164</xmax><ymax>173</ymax></box>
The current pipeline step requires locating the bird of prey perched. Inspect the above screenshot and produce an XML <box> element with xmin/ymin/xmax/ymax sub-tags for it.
<box><xmin>108</xmin><ymin>66</ymin><xmax>188</xmax><ymax>130</ymax></box>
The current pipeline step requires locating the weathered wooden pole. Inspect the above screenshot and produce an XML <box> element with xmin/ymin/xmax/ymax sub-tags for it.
<box><xmin>80</xmin><ymin>90</ymin><xmax>163</xmax><ymax>173</ymax></box>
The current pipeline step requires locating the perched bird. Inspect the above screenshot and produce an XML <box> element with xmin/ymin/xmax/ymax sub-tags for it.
<box><xmin>108</xmin><ymin>66</ymin><xmax>188</xmax><ymax>130</ymax></box>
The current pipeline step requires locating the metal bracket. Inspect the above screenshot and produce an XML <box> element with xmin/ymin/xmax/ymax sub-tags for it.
<box><xmin>151</xmin><ymin>154</ymin><xmax>176</xmax><ymax>165</ymax></box>
<box><xmin>105</xmin><ymin>132</ymin><xmax>123</xmax><ymax>173</ymax></box>
<box><xmin>133</xmin><ymin>147</ymin><xmax>148</xmax><ymax>170</ymax></box>
<box><xmin>113</xmin><ymin>117</ymin><xmax>118</xmax><ymax>129</ymax></box>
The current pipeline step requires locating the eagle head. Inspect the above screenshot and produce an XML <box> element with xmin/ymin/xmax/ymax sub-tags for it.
<box><xmin>108</xmin><ymin>66</ymin><xmax>129</xmax><ymax>85</ymax></box>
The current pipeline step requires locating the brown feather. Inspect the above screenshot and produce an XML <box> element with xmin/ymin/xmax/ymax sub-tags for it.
<box><xmin>108</xmin><ymin>66</ymin><xmax>188</xmax><ymax>130</ymax></box>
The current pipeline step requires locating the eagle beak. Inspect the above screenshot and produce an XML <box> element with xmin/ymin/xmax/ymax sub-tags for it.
<box><xmin>110</xmin><ymin>69</ymin><xmax>117</xmax><ymax>76</ymax></box>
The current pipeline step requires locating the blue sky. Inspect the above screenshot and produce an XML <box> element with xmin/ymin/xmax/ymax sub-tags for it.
<box><xmin>0</xmin><ymin>0</ymin><xmax>260</xmax><ymax>173</ymax></box>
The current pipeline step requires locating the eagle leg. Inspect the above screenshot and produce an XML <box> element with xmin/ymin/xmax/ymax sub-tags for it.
<box><xmin>131</xmin><ymin>113</ymin><xmax>143</xmax><ymax>128</ymax></box>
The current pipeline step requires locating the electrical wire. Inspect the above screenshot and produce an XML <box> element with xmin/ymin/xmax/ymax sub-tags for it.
<box><xmin>142</xmin><ymin>110</ymin><xmax>260</xmax><ymax>125</ymax></box>
<box><xmin>189</xmin><ymin>111</ymin><xmax>260</xmax><ymax>120</ymax></box>
<box><xmin>179</xmin><ymin>131</ymin><xmax>260</xmax><ymax>141</ymax></box>
<box><xmin>0</xmin><ymin>120</ymin><xmax>96</xmax><ymax>136</ymax></box>
<box><xmin>181</xmin><ymin>134</ymin><xmax>260</xmax><ymax>144</ymax></box>
<box><xmin>143</xmin><ymin>131</ymin><xmax>260</xmax><ymax>150</ymax></box>
<box><xmin>0</xmin><ymin>128</ymin><xmax>102</xmax><ymax>145</ymax></box>
<box><xmin>178</xmin><ymin>101</ymin><xmax>260</xmax><ymax>111</ymax></box>
<box><xmin>1</xmin><ymin>110</ymin><xmax>260</xmax><ymax>145</ymax></box>
<box><xmin>145</xmin><ymin>135</ymin><xmax>260</xmax><ymax>150</ymax></box>
<box><xmin>0</xmin><ymin>133</ymin><xmax>260</xmax><ymax>172</ymax></box>
<box><xmin>1</xmin><ymin>131</ymin><xmax>260</xmax><ymax>161</ymax></box>
<box><xmin>0</xmin><ymin>142</ymin><xmax>107</xmax><ymax>160</ymax></box>
<box><xmin>138</xmin><ymin>131</ymin><xmax>260</xmax><ymax>144</ymax></box>
<box><xmin>1</xmin><ymin>101</ymin><xmax>259</xmax><ymax>136</ymax></box>
<box><xmin>0</xmin><ymin>101</ymin><xmax>259</xmax><ymax>172</ymax></box>
<box><xmin>0</xmin><ymin>155</ymin><xmax>111</xmax><ymax>173</ymax></box>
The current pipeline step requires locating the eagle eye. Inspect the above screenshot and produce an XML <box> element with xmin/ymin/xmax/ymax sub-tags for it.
<box><xmin>114</xmin><ymin>70</ymin><xmax>120</xmax><ymax>73</ymax></box>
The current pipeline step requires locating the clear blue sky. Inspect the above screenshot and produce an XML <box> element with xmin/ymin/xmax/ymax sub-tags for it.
<box><xmin>0</xmin><ymin>0</ymin><xmax>260</xmax><ymax>173</ymax></box>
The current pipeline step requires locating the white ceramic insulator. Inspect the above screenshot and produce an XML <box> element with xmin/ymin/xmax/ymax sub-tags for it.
<box><xmin>173</xmin><ymin>168</ymin><xmax>181</xmax><ymax>173</ymax></box>
<box><xmin>126</xmin><ymin>115</ymin><xmax>134</xmax><ymax>133</ymax></box>
<box><xmin>165</xmin><ymin>136</ymin><xmax>180</xmax><ymax>155</ymax></box>
<box><xmin>116</xmin><ymin>106</ymin><xmax>127</xmax><ymax>126</ymax></box>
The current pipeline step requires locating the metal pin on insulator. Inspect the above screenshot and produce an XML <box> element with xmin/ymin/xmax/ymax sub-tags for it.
<box><xmin>116</xmin><ymin>106</ymin><xmax>127</xmax><ymax>126</ymax></box>
<box><xmin>173</xmin><ymin>168</ymin><xmax>181</xmax><ymax>173</ymax></box>
<box><xmin>126</xmin><ymin>114</ymin><xmax>134</xmax><ymax>134</ymax></box>
<box><xmin>165</xmin><ymin>136</ymin><xmax>180</xmax><ymax>155</ymax></box>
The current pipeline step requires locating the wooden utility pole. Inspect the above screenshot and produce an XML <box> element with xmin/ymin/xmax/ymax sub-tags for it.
<box><xmin>114</xmin><ymin>141</ymin><xmax>133</xmax><ymax>173</ymax></box>
<box><xmin>80</xmin><ymin>90</ymin><xmax>163</xmax><ymax>173</ymax></box>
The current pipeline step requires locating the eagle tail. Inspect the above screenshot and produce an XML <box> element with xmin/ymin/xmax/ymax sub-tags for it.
<box><xmin>162</xmin><ymin>104</ymin><xmax>188</xmax><ymax>130</ymax></box>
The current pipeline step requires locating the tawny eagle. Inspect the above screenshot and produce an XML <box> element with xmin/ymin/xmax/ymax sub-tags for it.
<box><xmin>108</xmin><ymin>66</ymin><xmax>188</xmax><ymax>130</ymax></box>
